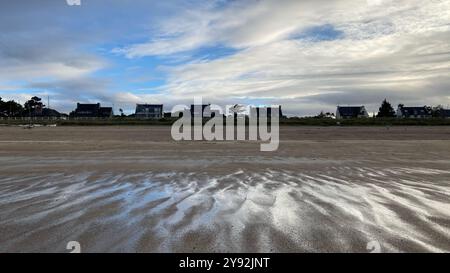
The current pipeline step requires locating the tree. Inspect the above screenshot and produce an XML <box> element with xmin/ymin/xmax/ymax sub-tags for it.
<box><xmin>0</xmin><ymin>97</ymin><xmax>5</xmax><ymax>116</ymax></box>
<box><xmin>24</xmin><ymin>96</ymin><xmax>45</xmax><ymax>116</ymax></box>
<box><xmin>424</xmin><ymin>105</ymin><xmax>433</xmax><ymax>116</ymax></box>
<box><xmin>315</xmin><ymin>111</ymin><xmax>335</xmax><ymax>119</ymax></box>
<box><xmin>377</xmin><ymin>99</ymin><xmax>395</xmax><ymax>118</ymax></box>
<box><xmin>5</xmin><ymin>100</ymin><xmax>24</xmax><ymax>117</ymax></box>
<box><xmin>431</xmin><ymin>105</ymin><xmax>443</xmax><ymax>117</ymax></box>
<box><xmin>0</xmin><ymin>97</ymin><xmax>24</xmax><ymax>117</ymax></box>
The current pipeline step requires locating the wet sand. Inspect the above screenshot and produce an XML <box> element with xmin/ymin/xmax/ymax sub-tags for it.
<box><xmin>0</xmin><ymin>126</ymin><xmax>449</xmax><ymax>252</ymax></box>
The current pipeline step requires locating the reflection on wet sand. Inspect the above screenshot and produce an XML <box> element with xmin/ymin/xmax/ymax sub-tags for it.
<box><xmin>1</xmin><ymin>166</ymin><xmax>449</xmax><ymax>252</ymax></box>
<box><xmin>1</xmin><ymin>126</ymin><xmax>450</xmax><ymax>252</ymax></box>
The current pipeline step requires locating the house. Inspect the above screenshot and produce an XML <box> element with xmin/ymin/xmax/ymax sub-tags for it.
<box><xmin>396</xmin><ymin>105</ymin><xmax>432</xmax><ymax>118</ymax></box>
<box><xmin>135</xmin><ymin>104</ymin><xmax>163</xmax><ymax>119</ymax></box>
<box><xmin>41</xmin><ymin>108</ymin><xmax>65</xmax><ymax>118</ymax></box>
<box><xmin>23</xmin><ymin>108</ymin><xmax>64</xmax><ymax>118</ymax></box>
<box><xmin>336</xmin><ymin>106</ymin><xmax>369</xmax><ymax>119</ymax></box>
<box><xmin>441</xmin><ymin>109</ymin><xmax>450</xmax><ymax>119</ymax></box>
<box><xmin>72</xmin><ymin>103</ymin><xmax>113</xmax><ymax>118</ymax></box>
<box><xmin>190</xmin><ymin>104</ymin><xmax>211</xmax><ymax>118</ymax></box>
<box><xmin>99</xmin><ymin>107</ymin><xmax>113</xmax><ymax>118</ymax></box>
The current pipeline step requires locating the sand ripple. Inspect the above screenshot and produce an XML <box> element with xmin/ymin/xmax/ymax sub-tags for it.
<box><xmin>0</xmin><ymin>167</ymin><xmax>449</xmax><ymax>252</ymax></box>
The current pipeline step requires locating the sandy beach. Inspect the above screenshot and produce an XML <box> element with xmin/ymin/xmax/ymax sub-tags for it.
<box><xmin>0</xmin><ymin>126</ymin><xmax>449</xmax><ymax>252</ymax></box>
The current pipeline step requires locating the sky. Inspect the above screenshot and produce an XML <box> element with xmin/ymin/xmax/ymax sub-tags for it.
<box><xmin>0</xmin><ymin>0</ymin><xmax>449</xmax><ymax>116</ymax></box>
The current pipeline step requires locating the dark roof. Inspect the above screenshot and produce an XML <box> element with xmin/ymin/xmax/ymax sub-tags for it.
<box><xmin>400</xmin><ymin>107</ymin><xmax>428</xmax><ymax>111</ymax></box>
<box><xmin>76</xmin><ymin>103</ymin><xmax>100</xmax><ymax>112</ymax></box>
<box><xmin>99</xmin><ymin>107</ymin><xmax>113</xmax><ymax>116</ymax></box>
<box><xmin>74</xmin><ymin>103</ymin><xmax>112</xmax><ymax>117</ymax></box>
<box><xmin>22</xmin><ymin>107</ymin><xmax>63</xmax><ymax>117</ymax></box>
<box><xmin>41</xmin><ymin>108</ymin><xmax>63</xmax><ymax>117</ymax></box>
<box><xmin>136</xmin><ymin>104</ymin><xmax>163</xmax><ymax>113</ymax></box>
<box><xmin>399</xmin><ymin>106</ymin><xmax>431</xmax><ymax>116</ymax></box>
<box><xmin>337</xmin><ymin>106</ymin><xmax>365</xmax><ymax>116</ymax></box>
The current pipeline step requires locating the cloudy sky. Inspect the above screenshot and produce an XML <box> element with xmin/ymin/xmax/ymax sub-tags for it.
<box><xmin>0</xmin><ymin>0</ymin><xmax>449</xmax><ymax>116</ymax></box>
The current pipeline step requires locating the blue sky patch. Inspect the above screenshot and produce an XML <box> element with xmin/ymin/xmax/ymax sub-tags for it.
<box><xmin>292</xmin><ymin>24</ymin><xmax>344</xmax><ymax>42</ymax></box>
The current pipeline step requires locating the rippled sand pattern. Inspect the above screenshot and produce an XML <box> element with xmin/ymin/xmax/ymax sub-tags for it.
<box><xmin>1</xmin><ymin>126</ymin><xmax>450</xmax><ymax>252</ymax></box>
<box><xmin>1</xmin><ymin>166</ymin><xmax>449</xmax><ymax>252</ymax></box>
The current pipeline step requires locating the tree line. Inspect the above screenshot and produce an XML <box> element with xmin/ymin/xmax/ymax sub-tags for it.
<box><xmin>0</xmin><ymin>96</ymin><xmax>48</xmax><ymax>117</ymax></box>
<box><xmin>315</xmin><ymin>99</ymin><xmax>447</xmax><ymax>118</ymax></box>
<box><xmin>1</xmin><ymin>96</ymin><xmax>447</xmax><ymax>119</ymax></box>
<box><xmin>377</xmin><ymin>99</ymin><xmax>446</xmax><ymax>118</ymax></box>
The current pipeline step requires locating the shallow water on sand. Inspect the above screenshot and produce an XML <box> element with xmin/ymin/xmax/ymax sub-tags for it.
<box><xmin>0</xmin><ymin>166</ymin><xmax>449</xmax><ymax>253</ymax></box>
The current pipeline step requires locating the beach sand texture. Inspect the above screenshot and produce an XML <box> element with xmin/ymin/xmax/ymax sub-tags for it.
<box><xmin>0</xmin><ymin>126</ymin><xmax>449</xmax><ymax>252</ymax></box>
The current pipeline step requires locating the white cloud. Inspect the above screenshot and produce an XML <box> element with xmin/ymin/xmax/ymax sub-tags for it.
<box><xmin>0</xmin><ymin>60</ymin><xmax>105</xmax><ymax>82</ymax></box>
<box><xmin>115</xmin><ymin>0</ymin><xmax>450</xmax><ymax>115</ymax></box>
<box><xmin>117</xmin><ymin>0</ymin><xmax>438</xmax><ymax>56</ymax></box>
<box><xmin>2</xmin><ymin>0</ymin><xmax>449</xmax><ymax>116</ymax></box>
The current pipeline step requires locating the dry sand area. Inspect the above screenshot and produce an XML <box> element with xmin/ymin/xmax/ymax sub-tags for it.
<box><xmin>0</xmin><ymin>126</ymin><xmax>449</xmax><ymax>252</ymax></box>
